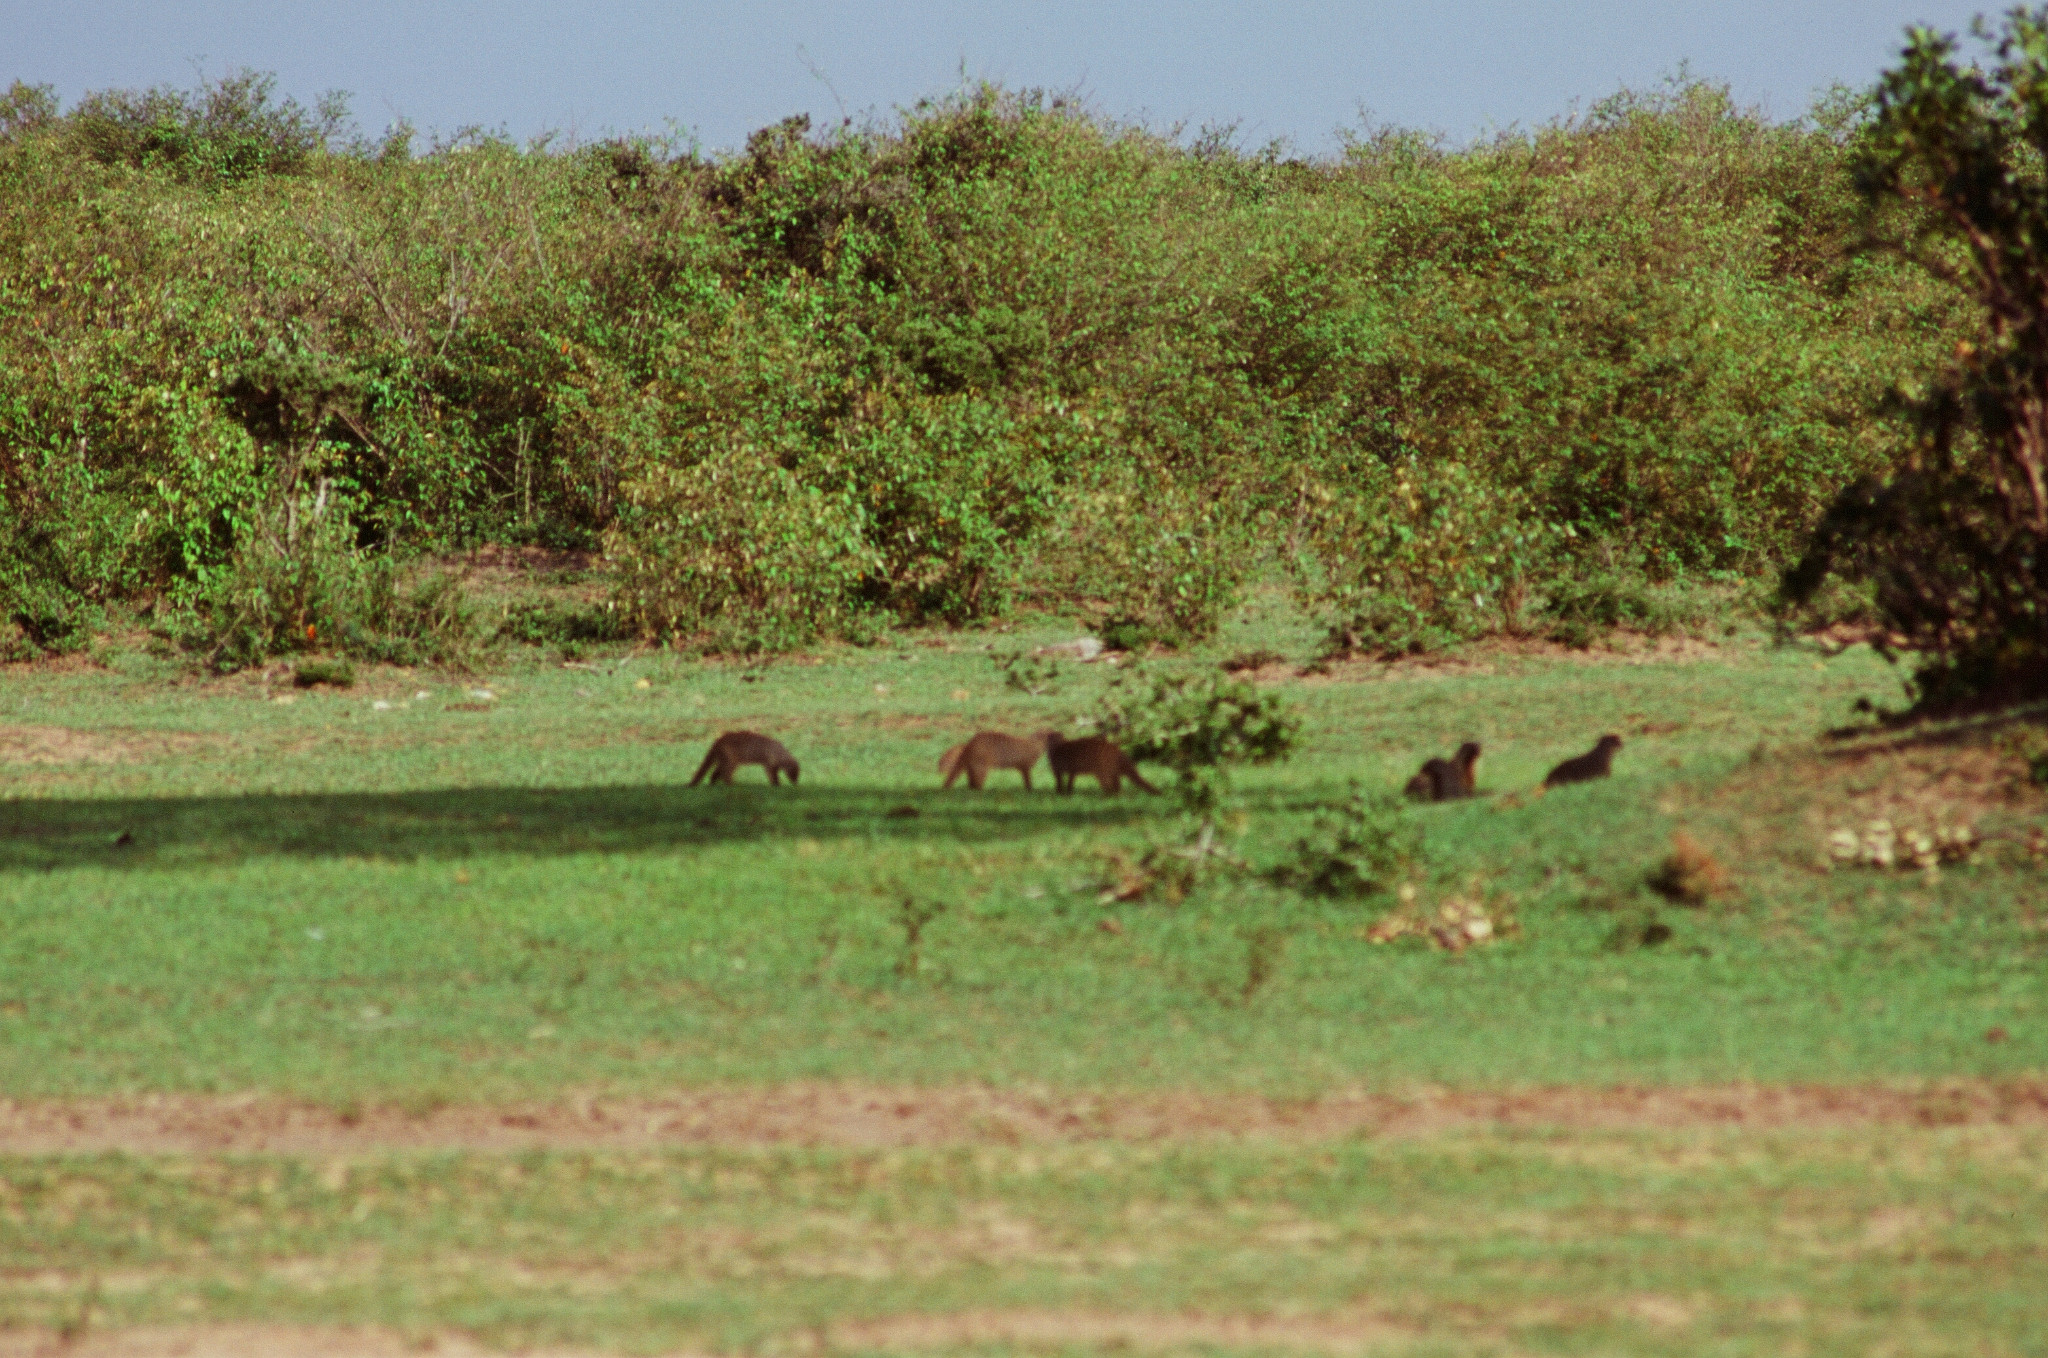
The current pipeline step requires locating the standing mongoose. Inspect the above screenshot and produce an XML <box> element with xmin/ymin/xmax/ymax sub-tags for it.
<box><xmin>1048</xmin><ymin>736</ymin><xmax>1159</xmax><ymax>796</ymax></box>
<box><xmin>1404</xmin><ymin>741</ymin><xmax>1482</xmax><ymax>801</ymax></box>
<box><xmin>939</xmin><ymin>729</ymin><xmax>1063</xmax><ymax>790</ymax></box>
<box><xmin>689</xmin><ymin>731</ymin><xmax>801</xmax><ymax>786</ymax></box>
<box><xmin>1544</xmin><ymin>734</ymin><xmax>1623</xmax><ymax>788</ymax></box>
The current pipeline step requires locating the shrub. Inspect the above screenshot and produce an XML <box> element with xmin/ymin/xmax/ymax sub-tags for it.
<box><xmin>1047</xmin><ymin>477</ymin><xmax>1257</xmax><ymax>648</ymax></box>
<box><xmin>179</xmin><ymin>485</ymin><xmax>376</xmax><ymax>669</ymax></box>
<box><xmin>0</xmin><ymin>580</ymin><xmax>100</xmax><ymax>661</ymax></box>
<box><xmin>292</xmin><ymin>658</ymin><xmax>355</xmax><ymax>688</ymax></box>
<box><xmin>0</xmin><ymin>67</ymin><xmax>1966</xmax><ymax>659</ymax></box>
<box><xmin>361</xmin><ymin>572</ymin><xmax>488</xmax><ymax>667</ymax></box>
<box><xmin>1540</xmin><ymin>570</ymin><xmax>1718</xmax><ymax>647</ymax></box>
<box><xmin>1298</xmin><ymin>460</ymin><xmax>1563</xmax><ymax>655</ymax></box>
<box><xmin>608</xmin><ymin>450</ymin><xmax>877</xmax><ymax>652</ymax></box>
<box><xmin>1094</xmin><ymin>669</ymin><xmax>1300</xmax><ymax>821</ymax></box>
<box><xmin>69</xmin><ymin>68</ymin><xmax>347</xmax><ymax>182</ymax></box>
<box><xmin>1269</xmin><ymin>784</ymin><xmax>1422</xmax><ymax>899</ymax></box>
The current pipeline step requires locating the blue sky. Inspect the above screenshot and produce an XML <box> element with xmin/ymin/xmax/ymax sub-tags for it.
<box><xmin>1</xmin><ymin>1</ymin><xmax>2001</xmax><ymax>154</ymax></box>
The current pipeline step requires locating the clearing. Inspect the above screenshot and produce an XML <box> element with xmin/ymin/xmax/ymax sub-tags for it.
<box><xmin>0</xmin><ymin>609</ymin><xmax>2043</xmax><ymax>1354</ymax></box>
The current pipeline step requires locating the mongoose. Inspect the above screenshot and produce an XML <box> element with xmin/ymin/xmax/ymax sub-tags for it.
<box><xmin>1543</xmin><ymin>734</ymin><xmax>1623</xmax><ymax>788</ymax></box>
<box><xmin>688</xmin><ymin>731</ymin><xmax>800</xmax><ymax>786</ymax></box>
<box><xmin>939</xmin><ymin>729</ymin><xmax>1063</xmax><ymax>790</ymax></box>
<box><xmin>1404</xmin><ymin>741</ymin><xmax>1482</xmax><ymax>801</ymax></box>
<box><xmin>1048</xmin><ymin>736</ymin><xmax>1159</xmax><ymax>796</ymax></box>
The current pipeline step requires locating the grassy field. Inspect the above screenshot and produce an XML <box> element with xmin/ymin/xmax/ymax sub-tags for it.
<box><xmin>2</xmin><ymin>597</ymin><xmax>2045</xmax><ymax>1354</ymax></box>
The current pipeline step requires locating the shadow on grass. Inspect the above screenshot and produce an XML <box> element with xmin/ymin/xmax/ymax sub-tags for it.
<box><xmin>0</xmin><ymin>784</ymin><xmax>1175</xmax><ymax>873</ymax></box>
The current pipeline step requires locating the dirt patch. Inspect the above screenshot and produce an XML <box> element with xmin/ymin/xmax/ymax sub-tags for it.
<box><xmin>0</xmin><ymin>726</ymin><xmax>204</xmax><ymax>766</ymax></box>
<box><xmin>448</xmin><ymin>544</ymin><xmax>599</xmax><ymax>578</ymax></box>
<box><xmin>0</xmin><ymin>1080</ymin><xmax>2041</xmax><ymax>1155</ymax></box>
<box><xmin>0</xmin><ymin>1325</ymin><xmax>630</xmax><ymax>1358</ymax></box>
<box><xmin>832</xmin><ymin>1307</ymin><xmax>1411</xmax><ymax>1352</ymax></box>
<box><xmin>1680</xmin><ymin>723</ymin><xmax>2047</xmax><ymax>878</ymax></box>
<box><xmin>1295</xmin><ymin>632</ymin><xmax>1736</xmax><ymax>685</ymax></box>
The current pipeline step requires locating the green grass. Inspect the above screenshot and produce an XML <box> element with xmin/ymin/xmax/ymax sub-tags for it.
<box><xmin>3</xmin><ymin>609</ymin><xmax>2045</xmax><ymax>1353</ymax></box>
<box><xmin>4</xmin><ymin>1127</ymin><xmax>2044</xmax><ymax>1356</ymax></box>
<box><xmin>0</xmin><ymin>613</ymin><xmax>2042</xmax><ymax>1099</ymax></box>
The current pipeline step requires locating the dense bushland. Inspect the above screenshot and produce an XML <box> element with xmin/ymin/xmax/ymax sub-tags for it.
<box><xmin>0</xmin><ymin>67</ymin><xmax>1965</xmax><ymax>663</ymax></box>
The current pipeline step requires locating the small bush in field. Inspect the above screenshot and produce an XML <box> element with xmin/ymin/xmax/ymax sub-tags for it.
<box><xmin>1270</xmin><ymin>784</ymin><xmax>1422</xmax><ymax>900</ymax></box>
<box><xmin>365</xmin><ymin>573</ymin><xmax>489</xmax><ymax>667</ymax></box>
<box><xmin>1095</xmin><ymin>669</ymin><xmax>1300</xmax><ymax>821</ymax></box>
<box><xmin>292</xmin><ymin>658</ymin><xmax>355</xmax><ymax>688</ymax></box>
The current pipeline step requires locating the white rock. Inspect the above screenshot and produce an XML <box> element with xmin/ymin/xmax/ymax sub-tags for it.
<box><xmin>1036</xmin><ymin>636</ymin><xmax>1106</xmax><ymax>661</ymax></box>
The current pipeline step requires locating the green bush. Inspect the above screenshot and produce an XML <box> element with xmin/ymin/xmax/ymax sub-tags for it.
<box><xmin>69</xmin><ymin>68</ymin><xmax>346</xmax><ymax>182</ymax></box>
<box><xmin>0</xmin><ymin>67</ymin><xmax>1964</xmax><ymax>659</ymax></box>
<box><xmin>1540</xmin><ymin>570</ymin><xmax>1718</xmax><ymax>647</ymax></box>
<box><xmin>176</xmin><ymin>487</ymin><xmax>376</xmax><ymax>669</ymax></box>
<box><xmin>0</xmin><ymin>580</ymin><xmax>100</xmax><ymax>661</ymax></box>
<box><xmin>1298</xmin><ymin>460</ymin><xmax>1563</xmax><ymax>655</ymax></box>
<box><xmin>608</xmin><ymin>449</ymin><xmax>877</xmax><ymax>652</ymax></box>
<box><xmin>1270</xmin><ymin>784</ymin><xmax>1422</xmax><ymax>900</ymax></box>
<box><xmin>292</xmin><ymin>658</ymin><xmax>355</xmax><ymax>688</ymax></box>
<box><xmin>1095</xmin><ymin>669</ymin><xmax>1300</xmax><ymax>818</ymax></box>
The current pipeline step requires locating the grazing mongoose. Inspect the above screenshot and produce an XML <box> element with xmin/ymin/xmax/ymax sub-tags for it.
<box><xmin>689</xmin><ymin>731</ymin><xmax>801</xmax><ymax>786</ymax></box>
<box><xmin>1404</xmin><ymin>741</ymin><xmax>1482</xmax><ymax>802</ymax></box>
<box><xmin>1048</xmin><ymin>736</ymin><xmax>1158</xmax><ymax>796</ymax></box>
<box><xmin>939</xmin><ymin>729</ymin><xmax>1063</xmax><ymax>790</ymax></box>
<box><xmin>1543</xmin><ymin>734</ymin><xmax>1623</xmax><ymax>788</ymax></box>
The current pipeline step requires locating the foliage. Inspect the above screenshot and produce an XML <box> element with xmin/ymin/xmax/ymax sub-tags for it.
<box><xmin>0</xmin><ymin>574</ymin><xmax>101</xmax><ymax>660</ymax></box>
<box><xmin>1094</xmin><ymin>668</ymin><xmax>1299</xmax><ymax>817</ymax></box>
<box><xmin>607</xmin><ymin>449</ymin><xmax>876</xmax><ymax>652</ymax></box>
<box><xmin>1300</xmin><ymin>460</ymin><xmax>1564</xmax><ymax>655</ymax></box>
<box><xmin>1782</xmin><ymin>11</ymin><xmax>2048</xmax><ymax>708</ymax></box>
<box><xmin>1540</xmin><ymin>570</ymin><xmax>1719</xmax><ymax>648</ymax></box>
<box><xmin>1270</xmin><ymin>783</ymin><xmax>1423</xmax><ymax>899</ymax></box>
<box><xmin>69</xmin><ymin>68</ymin><xmax>348</xmax><ymax>182</ymax></box>
<box><xmin>292</xmin><ymin>658</ymin><xmax>355</xmax><ymax>688</ymax></box>
<box><xmin>175</xmin><ymin>485</ymin><xmax>376</xmax><ymax>669</ymax></box>
<box><xmin>0</xmin><ymin>67</ymin><xmax>1965</xmax><ymax>664</ymax></box>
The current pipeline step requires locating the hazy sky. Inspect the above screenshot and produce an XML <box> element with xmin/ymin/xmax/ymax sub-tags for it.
<box><xmin>1</xmin><ymin>1</ymin><xmax>2001</xmax><ymax>154</ymax></box>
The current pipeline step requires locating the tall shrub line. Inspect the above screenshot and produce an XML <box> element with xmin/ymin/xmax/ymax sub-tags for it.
<box><xmin>0</xmin><ymin>71</ymin><xmax>1961</xmax><ymax>661</ymax></box>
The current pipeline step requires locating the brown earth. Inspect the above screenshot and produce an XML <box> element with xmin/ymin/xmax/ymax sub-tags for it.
<box><xmin>1</xmin><ymin>1079</ymin><xmax>2042</xmax><ymax>1156</ymax></box>
<box><xmin>0</xmin><ymin>1311</ymin><xmax>1416</xmax><ymax>1357</ymax></box>
<box><xmin>0</xmin><ymin>1325</ymin><xmax>635</xmax><ymax>1358</ymax></box>
<box><xmin>830</xmin><ymin>1307</ymin><xmax>1415</xmax><ymax>1352</ymax></box>
<box><xmin>0</xmin><ymin>725</ymin><xmax>204</xmax><ymax>766</ymax></box>
<box><xmin>1293</xmin><ymin>631</ymin><xmax>1738</xmax><ymax>685</ymax></box>
<box><xmin>1661</xmin><ymin>713</ymin><xmax>2048</xmax><ymax>883</ymax></box>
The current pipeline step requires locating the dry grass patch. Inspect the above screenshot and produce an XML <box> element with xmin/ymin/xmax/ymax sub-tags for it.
<box><xmin>0</xmin><ymin>1325</ymin><xmax>627</xmax><ymax>1358</ymax></box>
<box><xmin>0</xmin><ymin>726</ymin><xmax>204</xmax><ymax>766</ymax></box>
<box><xmin>4</xmin><ymin>1080</ymin><xmax>2045</xmax><ymax>1155</ymax></box>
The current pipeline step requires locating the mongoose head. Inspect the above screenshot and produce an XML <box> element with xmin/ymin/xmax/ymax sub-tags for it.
<box><xmin>1454</xmin><ymin>741</ymin><xmax>1482</xmax><ymax>762</ymax></box>
<box><xmin>1595</xmin><ymin>735</ymin><xmax>1623</xmax><ymax>755</ymax></box>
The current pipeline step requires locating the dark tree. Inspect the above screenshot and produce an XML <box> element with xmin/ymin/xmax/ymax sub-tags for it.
<box><xmin>1785</xmin><ymin>9</ymin><xmax>2048</xmax><ymax>706</ymax></box>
